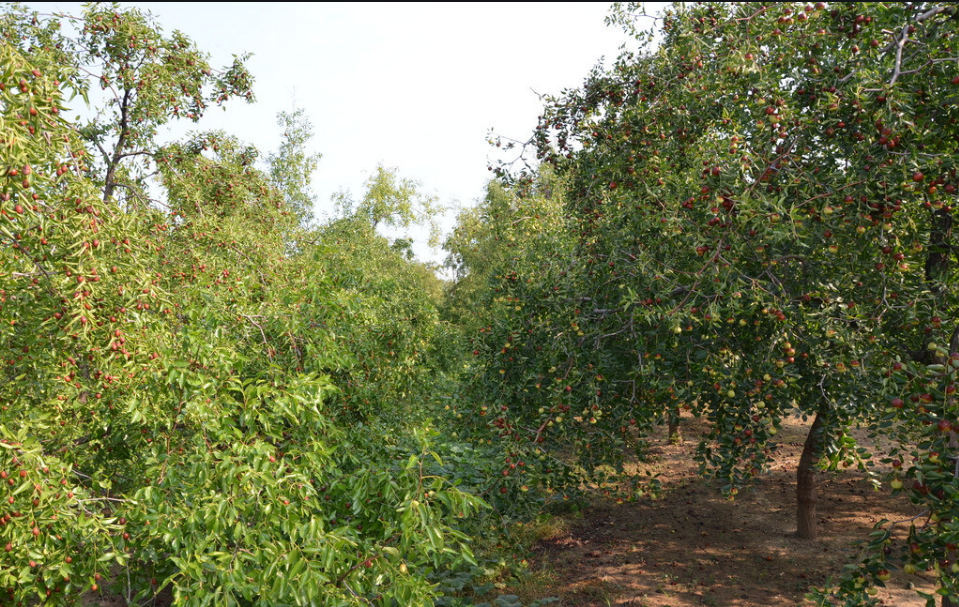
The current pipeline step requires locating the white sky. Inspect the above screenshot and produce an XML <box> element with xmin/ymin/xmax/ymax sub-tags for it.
<box><xmin>24</xmin><ymin>2</ymin><xmax>663</xmax><ymax>263</ymax></box>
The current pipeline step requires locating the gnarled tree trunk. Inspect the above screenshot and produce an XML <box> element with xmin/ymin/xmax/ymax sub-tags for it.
<box><xmin>797</xmin><ymin>411</ymin><xmax>826</xmax><ymax>540</ymax></box>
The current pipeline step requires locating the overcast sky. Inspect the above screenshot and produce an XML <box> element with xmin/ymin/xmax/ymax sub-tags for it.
<box><xmin>24</xmin><ymin>2</ymin><xmax>663</xmax><ymax>262</ymax></box>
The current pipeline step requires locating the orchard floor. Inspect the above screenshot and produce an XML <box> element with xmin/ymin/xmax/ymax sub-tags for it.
<box><xmin>512</xmin><ymin>415</ymin><xmax>936</xmax><ymax>607</ymax></box>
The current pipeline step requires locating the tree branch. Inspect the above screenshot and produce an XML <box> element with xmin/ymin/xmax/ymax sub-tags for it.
<box><xmin>889</xmin><ymin>25</ymin><xmax>910</xmax><ymax>86</ymax></box>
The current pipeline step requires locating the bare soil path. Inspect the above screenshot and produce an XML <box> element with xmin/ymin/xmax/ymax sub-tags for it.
<box><xmin>520</xmin><ymin>415</ymin><xmax>935</xmax><ymax>606</ymax></box>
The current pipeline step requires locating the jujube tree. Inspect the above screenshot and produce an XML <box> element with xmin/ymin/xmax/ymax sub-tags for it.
<box><xmin>471</xmin><ymin>2</ymin><xmax>959</xmax><ymax>603</ymax></box>
<box><xmin>1</xmin><ymin>2</ymin><xmax>255</xmax><ymax>206</ymax></box>
<box><xmin>1</xmin><ymin>5</ymin><xmax>492</xmax><ymax>605</ymax></box>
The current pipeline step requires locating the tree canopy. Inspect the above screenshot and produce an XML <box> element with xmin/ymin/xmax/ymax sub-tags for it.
<box><xmin>4</xmin><ymin>2</ymin><xmax>959</xmax><ymax>606</ymax></box>
<box><xmin>465</xmin><ymin>2</ymin><xmax>959</xmax><ymax>604</ymax></box>
<box><xmin>0</xmin><ymin>5</ymin><xmax>483</xmax><ymax>605</ymax></box>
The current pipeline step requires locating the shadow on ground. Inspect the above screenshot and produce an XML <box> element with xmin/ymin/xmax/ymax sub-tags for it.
<box><xmin>523</xmin><ymin>416</ymin><xmax>934</xmax><ymax>607</ymax></box>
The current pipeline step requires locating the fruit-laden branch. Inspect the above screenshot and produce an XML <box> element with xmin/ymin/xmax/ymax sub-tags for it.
<box><xmin>835</xmin><ymin>4</ymin><xmax>957</xmax><ymax>85</ymax></box>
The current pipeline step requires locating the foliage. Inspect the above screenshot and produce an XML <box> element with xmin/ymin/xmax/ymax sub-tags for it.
<box><xmin>308</xmin><ymin>218</ymin><xmax>446</xmax><ymax>426</ymax></box>
<box><xmin>0</xmin><ymin>38</ymin><xmax>160</xmax><ymax>599</ymax></box>
<box><xmin>333</xmin><ymin>164</ymin><xmax>444</xmax><ymax>247</ymax></box>
<box><xmin>268</xmin><ymin>109</ymin><xmax>321</xmax><ymax>226</ymax></box>
<box><xmin>465</xmin><ymin>1</ymin><xmax>959</xmax><ymax>604</ymax></box>
<box><xmin>1</xmin><ymin>2</ymin><xmax>255</xmax><ymax>206</ymax></box>
<box><xmin>443</xmin><ymin>172</ymin><xmax>568</xmax><ymax>330</ymax></box>
<box><xmin>0</xmin><ymin>6</ymin><xmax>515</xmax><ymax>606</ymax></box>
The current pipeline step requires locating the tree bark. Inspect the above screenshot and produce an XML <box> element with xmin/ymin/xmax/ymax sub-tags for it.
<box><xmin>796</xmin><ymin>411</ymin><xmax>826</xmax><ymax>540</ymax></box>
<box><xmin>667</xmin><ymin>407</ymin><xmax>682</xmax><ymax>444</ymax></box>
<box><xmin>924</xmin><ymin>207</ymin><xmax>953</xmax><ymax>289</ymax></box>
<box><xmin>102</xmin><ymin>87</ymin><xmax>132</xmax><ymax>203</ymax></box>
<box><xmin>942</xmin><ymin>431</ymin><xmax>958</xmax><ymax>607</ymax></box>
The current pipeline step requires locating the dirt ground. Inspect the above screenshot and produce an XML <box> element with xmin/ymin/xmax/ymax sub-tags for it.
<box><xmin>519</xmin><ymin>414</ymin><xmax>937</xmax><ymax>607</ymax></box>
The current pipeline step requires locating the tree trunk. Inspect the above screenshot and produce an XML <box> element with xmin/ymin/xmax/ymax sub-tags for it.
<box><xmin>667</xmin><ymin>407</ymin><xmax>682</xmax><ymax>444</ymax></box>
<box><xmin>942</xmin><ymin>431</ymin><xmax>958</xmax><ymax>607</ymax></box>
<box><xmin>102</xmin><ymin>88</ymin><xmax>132</xmax><ymax>203</ymax></box>
<box><xmin>796</xmin><ymin>411</ymin><xmax>825</xmax><ymax>540</ymax></box>
<box><xmin>940</xmin><ymin>432</ymin><xmax>959</xmax><ymax>607</ymax></box>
